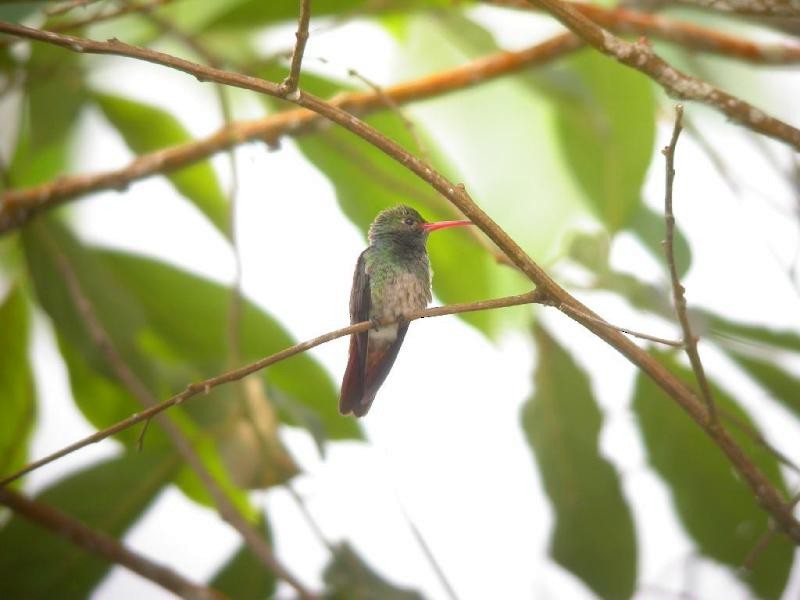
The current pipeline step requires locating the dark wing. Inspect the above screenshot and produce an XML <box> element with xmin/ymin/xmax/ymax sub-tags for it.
<box><xmin>339</xmin><ymin>250</ymin><xmax>371</xmax><ymax>415</ymax></box>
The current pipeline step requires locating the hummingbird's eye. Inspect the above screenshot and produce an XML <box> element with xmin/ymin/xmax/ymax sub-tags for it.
<box><xmin>403</xmin><ymin>218</ymin><xmax>415</xmax><ymax>226</ymax></box>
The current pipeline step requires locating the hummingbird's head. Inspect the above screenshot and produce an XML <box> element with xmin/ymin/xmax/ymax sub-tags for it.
<box><xmin>368</xmin><ymin>205</ymin><xmax>472</xmax><ymax>245</ymax></box>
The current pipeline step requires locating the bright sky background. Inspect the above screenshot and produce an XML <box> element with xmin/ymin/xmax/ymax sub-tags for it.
<box><xmin>10</xmin><ymin>6</ymin><xmax>800</xmax><ymax>600</ymax></box>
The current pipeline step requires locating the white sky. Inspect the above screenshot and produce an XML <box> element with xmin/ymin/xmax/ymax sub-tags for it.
<box><xmin>8</xmin><ymin>6</ymin><xmax>800</xmax><ymax>600</ymax></box>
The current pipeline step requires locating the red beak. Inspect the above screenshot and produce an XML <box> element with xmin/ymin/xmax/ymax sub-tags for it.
<box><xmin>421</xmin><ymin>220</ymin><xmax>472</xmax><ymax>233</ymax></box>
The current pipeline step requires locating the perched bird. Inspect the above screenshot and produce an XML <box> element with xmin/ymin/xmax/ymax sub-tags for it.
<box><xmin>339</xmin><ymin>205</ymin><xmax>471</xmax><ymax>417</ymax></box>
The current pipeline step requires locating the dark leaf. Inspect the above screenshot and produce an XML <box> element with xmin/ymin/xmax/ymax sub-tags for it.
<box><xmin>633</xmin><ymin>353</ymin><xmax>793</xmax><ymax>599</ymax></box>
<box><xmin>0</xmin><ymin>285</ymin><xmax>36</xmax><ymax>478</ymax></box>
<box><xmin>543</xmin><ymin>49</ymin><xmax>656</xmax><ymax>231</ymax></box>
<box><xmin>522</xmin><ymin>326</ymin><xmax>637</xmax><ymax>600</ymax></box>
<box><xmin>0</xmin><ymin>449</ymin><xmax>180</xmax><ymax>599</ymax></box>
<box><xmin>12</xmin><ymin>43</ymin><xmax>85</xmax><ymax>186</ymax></box>
<box><xmin>100</xmin><ymin>249</ymin><xmax>360</xmax><ymax>443</ymax></box>
<box><xmin>93</xmin><ymin>93</ymin><xmax>230</xmax><ymax>237</ymax></box>
<box><xmin>204</xmin><ymin>0</ymin><xmax>451</xmax><ymax>32</ymax></box>
<box><xmin>323</xmin><ymin>542</ymin><xmax>425</xmax><ymax>600</ymax></box>
<box><xmin>726</xmin><ymin>351</ymin><xmax>800</xmax><ymax>420</ymax></box>
<box><xmin>210</xmin><ymin>512</ymin><xmax>276</xmax><ymax>598</ymax></box>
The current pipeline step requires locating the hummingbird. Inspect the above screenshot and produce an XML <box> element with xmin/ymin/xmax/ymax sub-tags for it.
<box><xmin>339</xmin><ymin>205</ymin><xmax>472</xmax><ymax>417</ymax></box>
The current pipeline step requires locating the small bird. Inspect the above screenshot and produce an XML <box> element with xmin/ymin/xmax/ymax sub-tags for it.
<box><xmin>339</xmin><ymin>205</ymin><xmax>472</xmax><ymax>417</ymax></box>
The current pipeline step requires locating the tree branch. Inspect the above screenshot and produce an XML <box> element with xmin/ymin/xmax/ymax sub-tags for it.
<box><xmin>490</xmin><ymin>0</ymin><xmax>800</xmax><ymax>64</ymax></box>
<box><xmin>279</xmin><ymin>0</ymin><xmax>311</xmax><ymax>96</ymax></box>
<box><xmin>0</xmin><ymin>291</ymin><xmax>546</xmax><ymax>489</ymax></box>
<box><xmin>524</xmin><ymin>0</ymin><xmax>800</xmax><ymax>149</ymax></box>
<box><xmin>36</xmin><ymin>224</ymin><xmax>316</xmax><ymax>600</ymax></box>
<box><xmin>1</xmin><ymin>21</ymin><xmax>798</xmax><ymax>544</ymax></box>
<box><xmin>0</xmin><ymin>487</ymin><xmax>225</xmax><ymax>600</ymax></box>
<box><xmin>662</xmin><ymin>105</ymin><xmax>718</xmax><ymax>423</ymax></box>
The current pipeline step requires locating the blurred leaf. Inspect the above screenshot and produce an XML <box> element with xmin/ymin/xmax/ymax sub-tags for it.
<box><xmin>522</xmin><ymin>326</ymin><xmax>637</xmax><ymax>600</ymax></box>
<box><xmin>704</xmin><ymin>313</ymin><xmax>800</xmax><ymax>354</ymax></box>
<box><xmin>22</xmin><ymin>220</ymin><xmax>153</xmax><ymax>387</ymax></box>
<box><xmin>726</xmin><ymin>352</ymin><xmax>800</xmax><ymax>420</ymax></box>
<box><xmin>629</xmin><ymin>204</ymin><xmax>691</xmax><ymax>277</ymax></box>
<box><xmin>633</xmin><ymin>353</ymin><xmax>793</xmax><ymax>599</ymax></box>
<box><xmin>0</xmin><ymin>448</ymin><xmax>180</xmax><ymax>599</ymax></box>
<box><xmin>210</xmin><ymin>512</ymin><xmax>276</xmax><ymax>598</ymax></box>
<box><xmin>12</xmin><ymin>43</ymin><xmax>85</xmax><ymax>186</ymax></box>
<box><xmin>93</xmin><ymin>93</ymin><xmax>230</xmax><ymax>237</ymax></box>
<box><xmin>546</xmin><ymin>49</ymin><xmax>655</xmax><ymax>231</ymax></box>
<box><xmin>56</xmin><ymin>334</ymin><xmax>159</xmax><ymax>448</ymax></box>
<box><xmin>323</xmin><ymin>543</ymin><xmax>425</xmax><ymax>600</ymax></box>
<box><xmin>0</xmin><ymin>3</ymin><xmax>41</xmax><ymax>22</ymax></box>
<box><xmin>100</xmin><ymin>249</ymin><xmax>360</xmax><ymax>443</ymax></box>
<box><xmin>0</xmin><ymin>285</ymin><xmax>36</xmax><ymax>479</ymax></box>
<box><xmin>204</xmin><ymin>0</ymin><xmax>451</xmax><ymax>32</ymax></box>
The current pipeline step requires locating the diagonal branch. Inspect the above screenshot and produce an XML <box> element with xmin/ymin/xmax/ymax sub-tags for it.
<box><xmin>0</xmin><ymin>291</ymin><xmax>546</xmax><ymax>489</ymax></box>
<box><xmin>36</xmin><ymin>224</ymin><xmax>316</xmax><ymax>600</ymax></box>
<box><xmin>524</xmin><ymin>0</ymin><xmax>800</xmax><ymax>149</ymax></box>
<box><xmin>1</xmin><ymin>21</ymin><xmax>798</xmax><ymax>545</ymax></box>
<box><xmin>0</xmin><ymin>486</ymin><xmax>225</xmax><ymax>600</ymax></box>
<box><xmin>490</xmin><ymin>0</ymin><xmax>800</xmax><ymax>64</ymax></box>
<box><xmin>662</xmin><ymin>105</ymin><xmax>718</xmax><ymax>423</ymax></box>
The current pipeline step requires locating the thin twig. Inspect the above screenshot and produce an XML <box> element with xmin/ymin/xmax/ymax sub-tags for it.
<box><xmin>558</xmin><ymin>302</ymin><xmax>685</xmax><ymax>347</ymax></box>
<box><xmin>662</xmin><ymin>105</ymin><xmax>718</xmax><ymax>423</ymax></box>
<box><xmin>37</xmin><ymin>225</ymin><xmax>317</xmax><ymax>600</ymax></box>
<box><xmin>0</xmin><ymin>291</ymin><xmax>545</xmax><ymax>489</ymax></box>
<box><xmin>0</xmin><ymin>487</ymin><xmax>225</xmax><ymax>600</ymax></box>
<box><xmin>285</xmin><ymin>483</ymin><xmax>335</xmax><ymax>553</ymax></box>
<box><xmin>397</xmin><ymin>503</ymin><xmax>461</xmax><ymax>600</ymax></box>
<box><xmin>279</xmin><ymin>0</ymin><xmax>311</xmax><ymax>96</ymax></box>
<box><xmin>49</xmin><ymin>0</ymin><xmax>173</xmax><ymax>33</ymax></box>
<box><xmin>524</xmin><ymin>0</ymin><xmax>800</xmax><ymax>149</ymax></box>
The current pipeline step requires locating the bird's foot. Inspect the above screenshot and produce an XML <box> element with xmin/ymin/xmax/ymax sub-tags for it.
<box><xmin>370</xmin><ymin>316</ymin><xmax>382</xmax><ymax>331</ymax></box>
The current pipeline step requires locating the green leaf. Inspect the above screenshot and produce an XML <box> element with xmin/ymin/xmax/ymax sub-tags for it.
<box><xmin>726</xmin><ymin>351</ymin><xmax>800</xmax><ymax>420</ymax></box>
<box><xmin>633</xmin><ymin>354</ymin><xmax>793</xmax><ymax>599</ymax></box>
<box><xmin>12</xmin><ymin>43</ymin><xmax>85</xmax><ymax>186</ymax></box>
<box><xmin>323</xmin><ymin>543</ymin><xmax>425</xmax><ymax>600</ymax></box>
<box><xmin>0</xmin><ymin>285</ymin><xmax>36</xmax><ymax>479</ymax></box>
<box><xmin>100</xmin><ymin>249</ymin><xmax>360</xmax><ymax>443</ymax></box>
<box><xmin>210</xmin><ymin>512</ymin><xmax>276</xmax><ymax>598</ymax></box>
<box><xmin>522</xmin><ymin>327</ymin><xmax>637</xmax><ymax>600</ymax></box>
<box><xmin>204</xmin><ymin>0</ymin><xmax>452</xmax><ymax>32</ymax></box>
<box><xmin>93</xmin><ymin>93</ymin><xmax>230</xmax><ymax>237</ymax></box>
<box><xmin>546</xmin><ymin>49</ymin><xmax>656</xmax><ymax>231</ymax></box>
<box><xmin>0</xmin><ymin>449</ymin><xmax>180</xmax><ymax>599</ymax></box>
<box><xmin>629</xmin><ymin>204</ymin><xmax>691</xmax><ymax>277</ymax></box>
<box><xmin>703</xmin><ymin>313</ymin><xmax>800</xmax><ymax>354</ymax></box>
